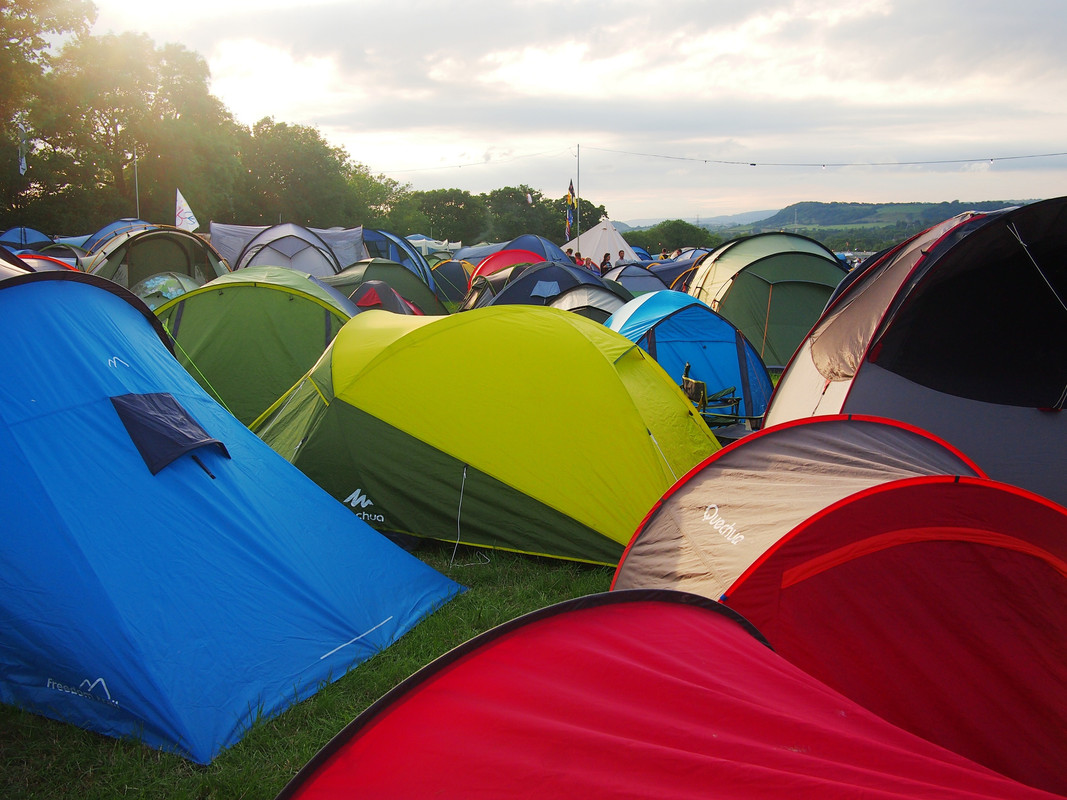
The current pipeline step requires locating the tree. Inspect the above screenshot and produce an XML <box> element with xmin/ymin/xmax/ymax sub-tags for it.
<box><xmin>230</xmin><ymin>118</ymin><xmax>409</xmax><ymax>229</ymax></box>
<box><xmin>410</xmin><ymin>188</ymin><xmax>487</xmax><ymax>243</ymax></box>
<box><xmin>480</xmin><ymin>185</ymin><xmax>608</xmax><ymax>243</ymax></box>
<box><xmin>0</xmin><ymin>0</ymin><xmax>95</xmax><ymax>222</ymax></box>
<box><xmin>21</xmin><ymin>32</ymin><xmax>245</xmax><ymax>232</ymax></box>
<box><xmin>623</xmin><ymin>219</ymin><xmax>722</xmax><ymax>254</ymax></box>
<box><xmin>0</xmin><ymin>0</ymin><xmax>94</xmax><ymax>124</ymax></box>
<box><xmin>548</xmin><ymin>194</ymin><xmax>607</xmax><ymax>243</ymax></box>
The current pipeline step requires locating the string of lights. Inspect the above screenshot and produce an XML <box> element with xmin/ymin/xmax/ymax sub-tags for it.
<box><xmin>583</xmin><ymin>145</ymin><xmax>1067</xmax><ymax>169</ymax></box>
<box><xmin>383</xmin><ymin>145</ymin><xmax>1067</xmax><ymax>173</ymax></box>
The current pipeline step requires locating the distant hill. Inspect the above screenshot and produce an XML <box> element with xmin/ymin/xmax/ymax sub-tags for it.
<box><xmin>756</xmin><ymin>200</ymin><xmax>1027</xmax><ymax>229</ymax></box>
<box><xmin>619</xmin><ymin>200</ymin><xmax>1038</xmax><ymax>254</ymax></box>
<box><xmin>620</xmin><ymin>210</ymin><xmax>777</xmax><ymax>230</ymax></box>
<box><xmin>716</xmin><ymin>199</ymin><xmax>1036</xmax><ymax>254</ymax></box>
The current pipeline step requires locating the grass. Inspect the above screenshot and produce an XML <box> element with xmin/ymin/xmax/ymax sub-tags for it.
<box><xmin>0</xmin><ymin>541</ymin><xmax>614</xmax><ymax>799</ymax></box>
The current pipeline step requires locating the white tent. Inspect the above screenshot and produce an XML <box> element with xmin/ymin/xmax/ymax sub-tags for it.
<box><xmin>563</xmin><ymin>220</ymin><xmax>638</xmax><ymax>264</ymax></box>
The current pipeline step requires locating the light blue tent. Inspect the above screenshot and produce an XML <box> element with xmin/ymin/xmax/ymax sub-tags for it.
<box><xmin>606</xmin><ymin>290</ymin><xmax>774</xmax><ymax>421</ymax></box>
<box><xmin>0</xmin><ymin>270</ymin><xmax>463</xmax><ymax>764</ymax></box>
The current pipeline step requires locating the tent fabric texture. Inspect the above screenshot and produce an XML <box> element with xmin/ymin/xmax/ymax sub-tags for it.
<box><xmin>612</xmin><ymin>414</ymin><xmax>1067</xmax><ymax>795</ymax></box>
<box><xmin>600</xmin><ymin>263</ymin><xmax>671</xmax><ymax>295</ymax></box>
<box><xmin>322</xmin><ymin>258</ymin><xmax>448</xmax><ymax>315</ymax></box>
<box><xmin>649</xmin><ymin>256</ymin><xmax>701</xmax><ymax>291</ymax></box>
<box><xmin>457</xmin><ymin>263</ymin><xmax>526</xmax><ymax>311</ymax></box>
<box><xmin>0</xmin><ymin>269</ymin><xmax>462</xmax><ymax>764</ymax></box>
<box><xmin>349</xmin><ymin>280</ymin><xmax>421</xmax><ymax>314</ymax></box>
<box><xmin>546</xmin><ymin>283</ymin><xmax>630</xmax><ymax>322</ymax></box>
<box><xmin>154</xmin><ymin>265</ymin><xmax>359</xmax><ymax>426</ymax></box>
<box><xmin>467</xmin><ymin>247</ymin><xmax>544</xmax><ymax>287</ymax></box>
<box><xmin>360</xmin><ymin>228</ymin><xmax>435</xmax><ymax>290</ymax></box>
<box><xmin>13</xmin><ymin>253</ymin><xmax>79</xmax><ymax>272</ymax></box>
<box><xmin>253</xmin><ymin>306</ymin><xmax>719</xmax><ymax>565</ymax></box>
<box><xmin>473</xmin><ymin>260</ymin><xmax>632</xmax><ymax>311</ymax></box>
<box><xmin>208</xmin><ymin>222</ymin><xmax>368</xmax><ymax>276</ymax></box>
<box><xmin>0</xmin><ymin>226</ymin><xmax>51</xmax><ymax>250</ymax></box>
<box><xmin>129</xmin><ymin>271</ymin><xmax>203</xmax><ymax>309</ymax></box>
<box><xmin>79</xmin><ymin>218</ymin><xmax>155</xmax><ymax>257</ymax></box>
<box><xmin>82</xmin><ymin>226</ymin><xmax>229</xmax><ymax>290</ymax></box>
<box><xmin>429</xmin><ymin>259</ymin><xmax>473</xmax><ymax>308</ymax></box>
<box><xmin>687</xmin><ymin>232</ymin><xmax>848</xmax><ymax>367</ymax></box>
<box><xmin>764</xmin><ymin>196</ymin><xmax>1067</xmax><ymax>508</ymax></box>
<box><xmin>232</xmin><ymin>223</ymin><xmax>342</xmax><ymax>275</ymax></box>
<box><xmin>274</xmin><ymin>591</ymin><xmax>1059</xmax><ymax>800</ymax></box>
<box><xmin>606</xmin><ymin>290</ymin><xmax>774</xmax><ymax>421</ymax></box>
<box><xmin>500</xmin><ymin>232</ymin><xmax>571</xmax><ymax>263</ymax></box>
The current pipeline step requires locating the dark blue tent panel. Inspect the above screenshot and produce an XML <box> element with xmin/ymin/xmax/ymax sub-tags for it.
<box><xmin>111</xmin><ymin>392</ymin><xmax>230</xmax><ymax>474</ymax></box>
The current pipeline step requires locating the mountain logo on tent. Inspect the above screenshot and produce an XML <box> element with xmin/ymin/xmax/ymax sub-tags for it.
<box><xmin>702</xmin><ymin>504</ymin><xmax>744</xmax><ymax>545</ymax></box>
<box><xmin>344</xmin><ymin>488</ymin><xmax>374</xmax><ymax>509</ymax></box>
<box><xmin>46</xmin><ymin>676</ymin><xmax>120</xmax><ymax>707</ymax></box>
<box><xmin>343</xmin><ymin>488</ymin><xmax>385</xmax><ymax>523</ymax></box>
<box><xmin>80</xmin><ymin>677</ymin><xmax>113</xmax><ymax>699</ymax></box>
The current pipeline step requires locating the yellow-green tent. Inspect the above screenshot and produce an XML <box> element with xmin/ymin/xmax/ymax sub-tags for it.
<box><xmin>253</xmin><ymin>306</ymin><xmax>720</xmax><ymax>565</ymax></box>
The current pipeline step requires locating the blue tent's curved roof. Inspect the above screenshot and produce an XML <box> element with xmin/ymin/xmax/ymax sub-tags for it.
<box><xmin>479</xmin><ymin>261</ymin><xmax>627</xmax><ymax>309</ymax></box>
<box><xmin>504</xmin><ymin>233</ymin><xmax>571</xmax><ymax>263</ymax></box>
<box><xmin>363</xmin><ymin>229</ymin><xmax>435</xmax><ymax>291</ymax></box>
<box><xmin>606</xmin><ymin>290</ymin><xmax>773</xmax><ymax>419</ymax></box>
<box><xmin>0</xmin><ymin>226</ymin><xmax>51</xmax><ymax>250</ymax></box>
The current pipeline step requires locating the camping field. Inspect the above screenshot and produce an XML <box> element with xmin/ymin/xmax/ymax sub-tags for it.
<box><xmin>0</xmin><ymin>542</ymin><xmax>614</xmax><ymax>799</ymax></box>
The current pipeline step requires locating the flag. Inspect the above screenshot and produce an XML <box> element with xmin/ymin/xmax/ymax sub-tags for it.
<box><xmin>565</xmin><ymin>180</ymin><xmax>575</xmax><ymax>239</ymax></box>
<box><xmin>175</xmin><ymin>189</ymin><xmax>199</xmax><ymax>231</ymax></box>
<box><xmin>17</xmin><ymin>124</ymin><xmax>28</xmax><ymax>176</ymax></box>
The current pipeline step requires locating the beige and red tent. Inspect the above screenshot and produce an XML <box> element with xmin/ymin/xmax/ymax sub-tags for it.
<box><xmin>612</xmin><ymin>415</ymin><xmax>1067</xmax><ymax>794</ymax></box>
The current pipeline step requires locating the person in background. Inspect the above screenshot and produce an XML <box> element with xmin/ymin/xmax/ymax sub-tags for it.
<box><xmin>659</xmin><ymin>247</ymin><xmax>670</xmax><ymax>260</ymax></box>
<box><xmin>615</xmin><ymin>249</ymin><xmax>627</xmax><ymax>266</ymax></box>
<box><xmin>600</xmin><ymin>252</ymin><xmax>612</xmax><ymax>273</ymax></box>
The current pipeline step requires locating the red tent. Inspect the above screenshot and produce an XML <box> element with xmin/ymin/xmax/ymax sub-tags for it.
<box><xmin>612</xmin><ymin>416</ymin><xmax>1067</xmax><ymax>795</ymax></box>
<box><xmin>276</xmin><ymin>592</ymin><xmax>1059</xmax><ymax>800</ymax></box>
<box><xmin>468</xmin><ymin>247</ymin><xmax>542</xmax><ymax>287</ymax></box>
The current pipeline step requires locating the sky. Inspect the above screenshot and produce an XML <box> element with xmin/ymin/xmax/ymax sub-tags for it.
<box><xmin>90</xmin><ymin>0</ymin><xmax>1067</xmax><ymax>224</ymax></box>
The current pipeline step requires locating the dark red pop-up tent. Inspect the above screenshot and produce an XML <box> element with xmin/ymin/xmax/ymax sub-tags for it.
<box><xmin>276</xmin><ymin>591</ymin><xmax>1060</xmax><ymax>799</ymax></box>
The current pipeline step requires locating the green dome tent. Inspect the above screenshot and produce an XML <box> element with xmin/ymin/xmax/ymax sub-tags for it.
<box><xmin>324</xmin><ymin>258</ymin><xmax>448</xmax><ymax>315</ymax></box>
<box><xmin>82</xmin><ymin>225</ymin><xmax>229</xmax><ymax>289</ymax></box>
<box><xmin>155</xmin><ymin>265</ymin><xmax>358</xmax><ymax>426</ymax></box>
<box><xmin>253</xmin><ymin>306</ymin><xmax>719</xmax><ymax>565</ymax></box>
<box><xmin>687</xmin><ymin>233</ymin><xmax>847</xmax><ymax>368</ymax></box>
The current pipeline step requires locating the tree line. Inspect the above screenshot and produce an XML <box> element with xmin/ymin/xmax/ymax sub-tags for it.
<box><xmin>1</xmin><ymin>0</ymin><xmax>618</xmax><ymax>245</ymax></box>
<box><xmin>1</xmin><ymin>1</ymin><xmax>842</xmax><ymax>256</ymax></box>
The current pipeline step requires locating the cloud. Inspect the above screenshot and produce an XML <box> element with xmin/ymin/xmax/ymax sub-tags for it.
<box><xmin>91</xmin><ymin>0</ymin><xmax>1067</xmax><ymax>220</ymax></box>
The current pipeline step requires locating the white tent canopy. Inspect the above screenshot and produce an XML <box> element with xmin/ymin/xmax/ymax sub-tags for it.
<box><xmin>563</xmin><ymin>220</ymin><xmax>638</xmax><ymax>264</ymax></box>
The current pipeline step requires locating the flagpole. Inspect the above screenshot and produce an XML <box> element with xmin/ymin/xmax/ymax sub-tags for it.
<box><xmin>576</xmin><ymin>143</ymin><xmax>581</xmax><ymax>241</ymax></box>
<box><xmin>134</xmin><ymin>147</ymin><xmax>140</xmax><ymax>219</ymax></box>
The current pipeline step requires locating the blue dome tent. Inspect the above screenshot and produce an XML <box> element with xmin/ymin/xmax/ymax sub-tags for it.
<box><xmin>0</xmin><ymin>269</ymin><xmax>462</xmax><ymax>764</ymax></box>
<box><xmin>606</xmin><ymin>290</ymin><xmax>774</xmax><ymax>424</ymax></box>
